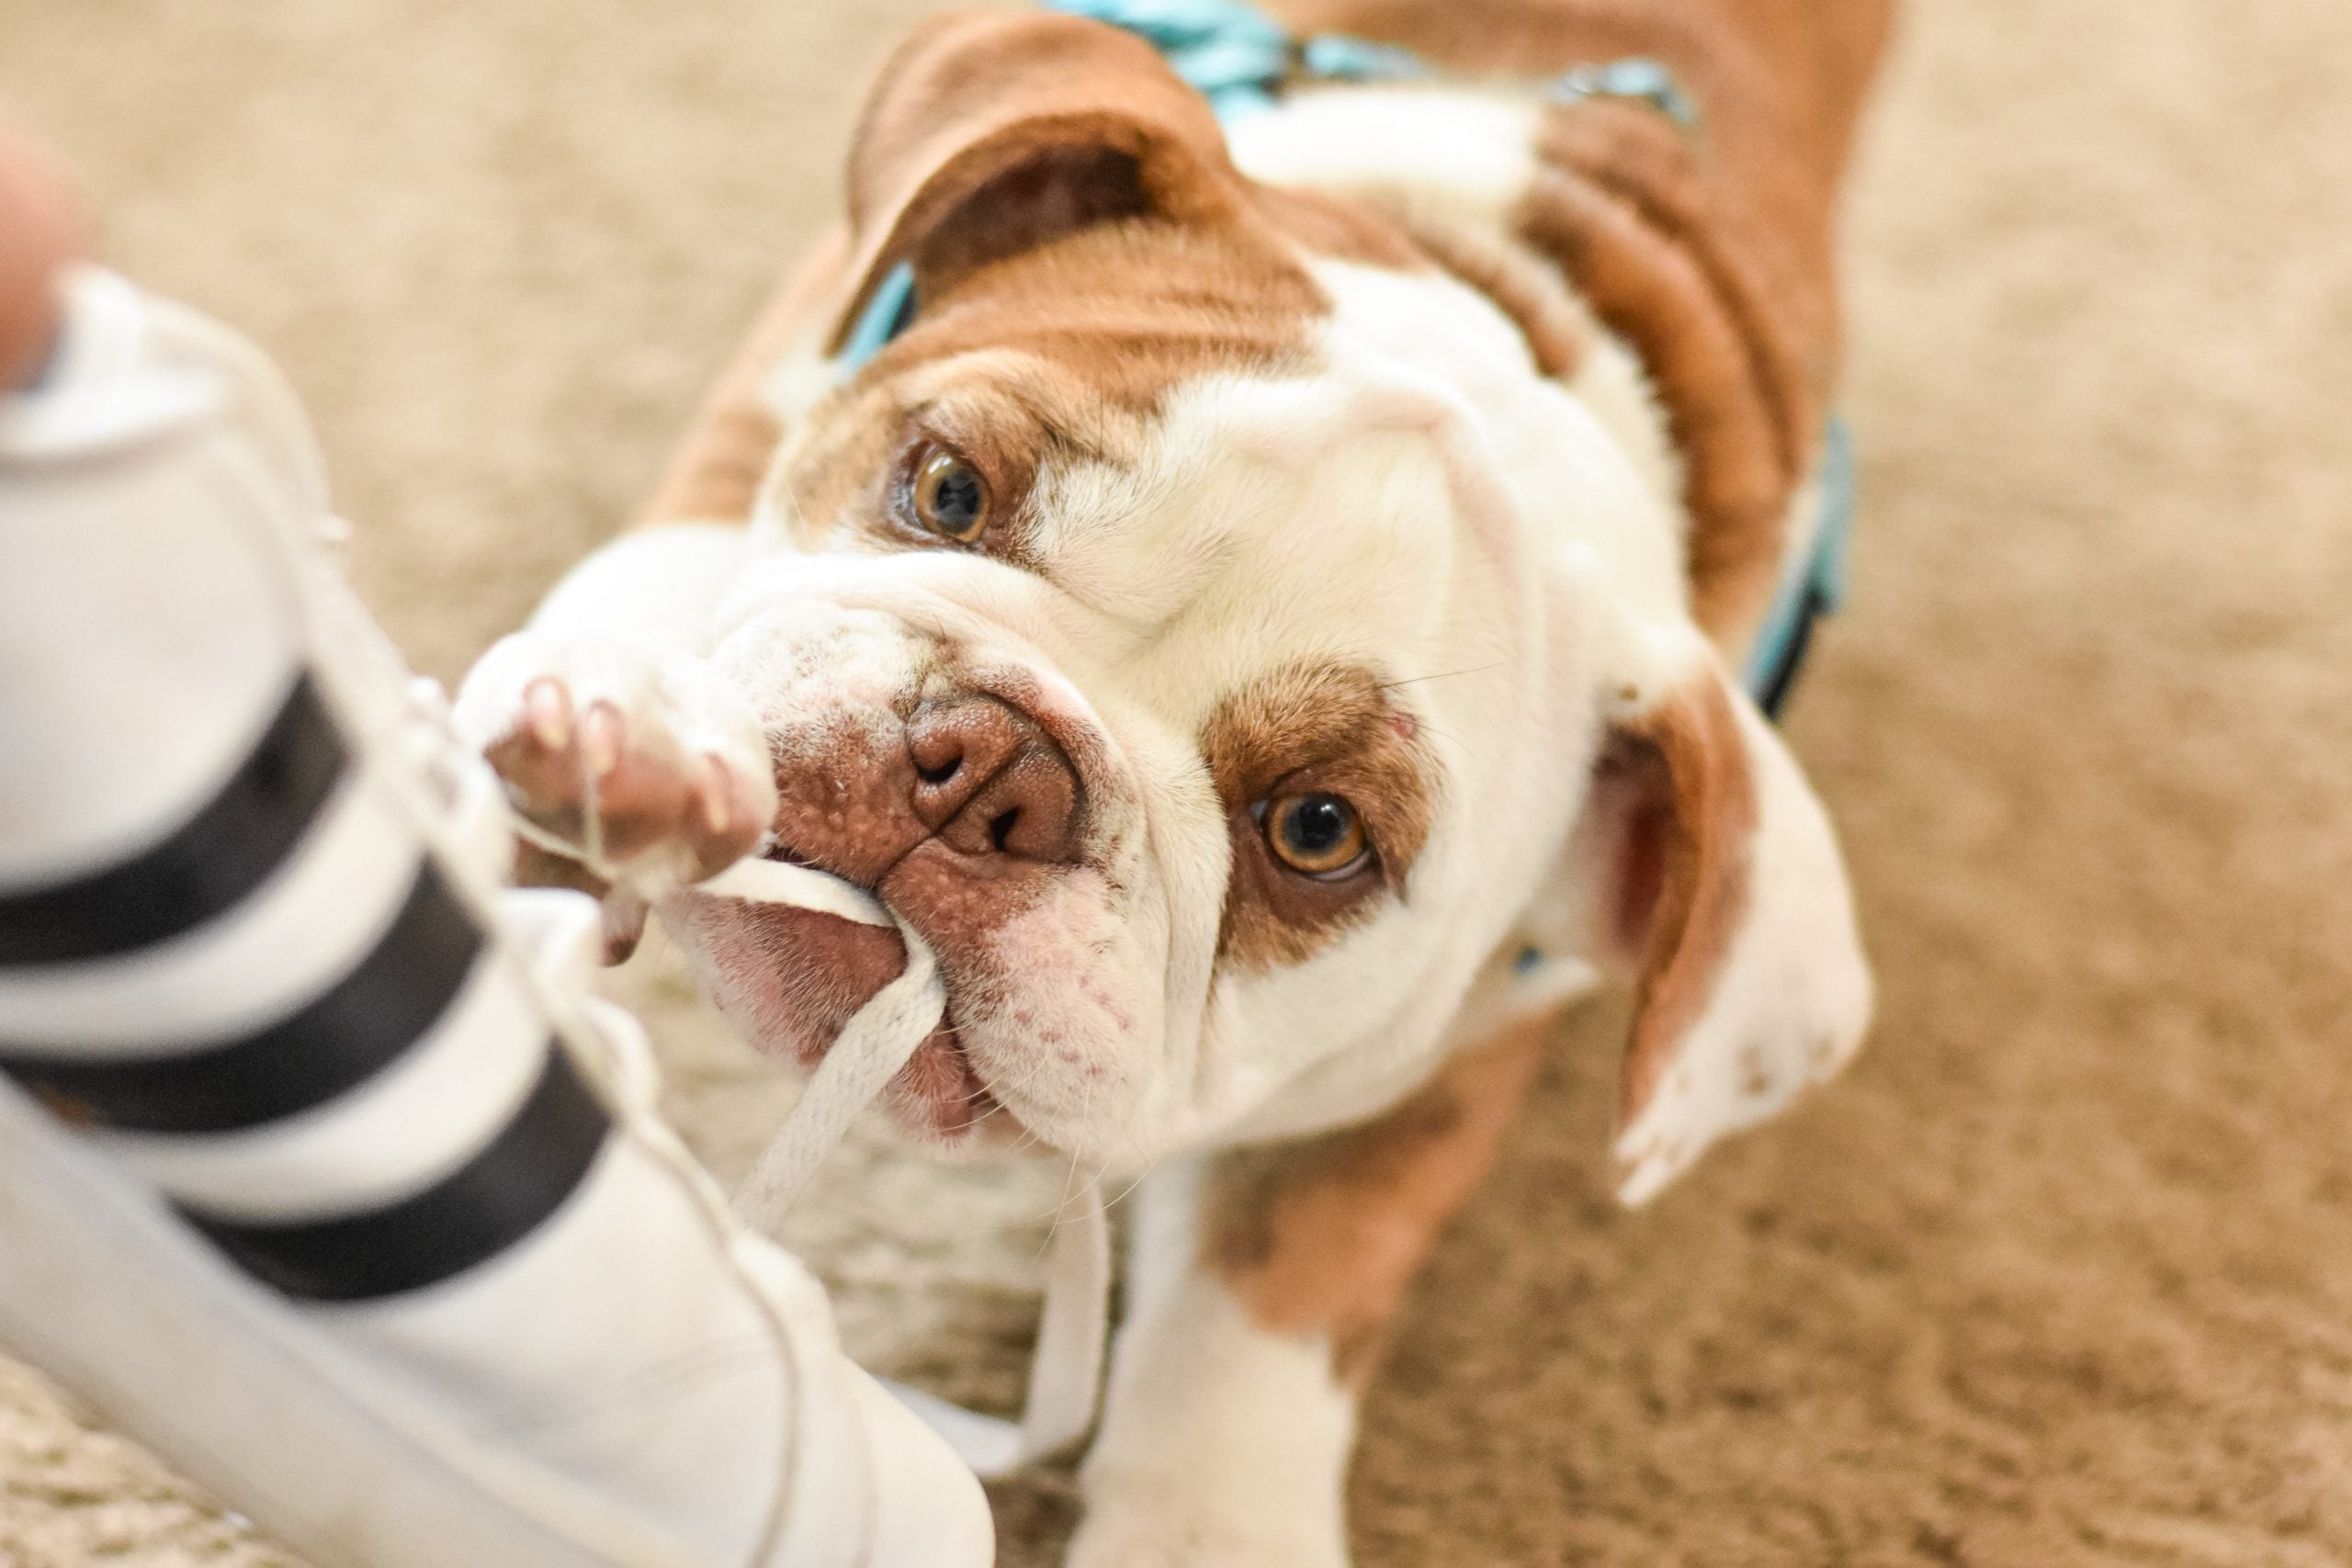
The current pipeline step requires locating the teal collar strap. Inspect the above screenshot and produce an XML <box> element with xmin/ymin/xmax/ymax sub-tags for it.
<box><xmin>1048</xmin><ymin>0</ymin><xmax>1425</xmax><ymax>118</ymax></box>
<box><xmin>834</xmin><ymin>0</ymin><xmax>1849</xmax><ymax>717</ymax></box>
<box><xmin>1746</xmin><ymin>414</ymin><xmax>1854</xmax><ymax>717</ymax></box>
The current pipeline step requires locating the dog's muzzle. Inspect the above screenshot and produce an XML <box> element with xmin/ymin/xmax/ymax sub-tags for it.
<box><xmin>663</xmin><ymin>601</ymin><xmax>1091</xmax><ymax>1141</ymax></box>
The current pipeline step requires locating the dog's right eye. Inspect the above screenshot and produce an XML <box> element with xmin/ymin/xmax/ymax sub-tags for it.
<box><xmin>908</xmin><ymin>444</ymin><xmax>990</xmax><ymax>543</ymax></box>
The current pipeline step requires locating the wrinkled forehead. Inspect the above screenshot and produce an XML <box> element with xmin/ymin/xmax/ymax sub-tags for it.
<box><xmin>1047</xmin><ymin>368</ymin><xmax>1496</xmax><ymax>701</ymax></box>
<box><xmin>772</xmin><ymin>220</ymin><xmax>1323</xmax><ymax>523</ymax></box>
<box><xmin>782</xmin><ymin>281</ymin><xmax>1530</xmax><ymax>671</ymax></box>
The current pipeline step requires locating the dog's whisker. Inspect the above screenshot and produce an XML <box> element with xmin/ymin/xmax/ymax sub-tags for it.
<box><xmin>1100</xmin><ymin>1160</ymin><xmax>1158</xmax><ymax>1217</ymax></box>
<box><xmin>1378</xmin><ymin>662</ymin><xmax>1502</xmax><ymax>691</ymax></box>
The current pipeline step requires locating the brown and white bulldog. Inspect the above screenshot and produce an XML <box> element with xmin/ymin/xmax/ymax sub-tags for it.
<box><xmin>455</xmin><ymin>1</ymin><xmax>1890</xmax><ymax>1558</ymax></box>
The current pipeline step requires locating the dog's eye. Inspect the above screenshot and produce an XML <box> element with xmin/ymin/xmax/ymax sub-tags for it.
<box><xmin>1262</xmin><ymin>791</ymin><xmax>1372</xmax><ymax>879</ymax></box>
<box><xmin>910</xmin><ymin>445</ymin><xmax>990</xmax><ymax>543</ymax></box>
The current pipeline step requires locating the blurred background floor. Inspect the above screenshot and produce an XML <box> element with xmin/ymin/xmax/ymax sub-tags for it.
<box><xmin>7</xmin><ymin>1</ymin><xmax>2352</xmax><ymax>1562</ymax></box>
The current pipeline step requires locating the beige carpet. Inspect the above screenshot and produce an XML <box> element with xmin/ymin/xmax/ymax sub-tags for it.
<box><xmin>7</xmin><ymin>0</ymin><xmax>2352</xmax><ymax>1562</ymax></box>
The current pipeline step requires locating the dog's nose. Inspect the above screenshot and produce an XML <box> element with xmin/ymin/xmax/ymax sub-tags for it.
<box><xmin>763</xmin><ymin>688</ymin><xmax>1084</xmax><ymax>886</ymax></box>
<box><xmin>905</xmin><ymin>695</ymin><xmax>1081</xmax><ymax>863</ymax></box>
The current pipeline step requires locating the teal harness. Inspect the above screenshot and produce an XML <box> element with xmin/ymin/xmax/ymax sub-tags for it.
<box><xmin>838</xmin><ymin>0</ymin><xmax>1853</xmax><ymax>718</ymax></box>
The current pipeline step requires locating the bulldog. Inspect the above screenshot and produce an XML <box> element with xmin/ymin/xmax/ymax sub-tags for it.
<box><xmin>455</xmin><ymin>0</ymin><xmax>1889</xmax><ymax>1559</ymax></box>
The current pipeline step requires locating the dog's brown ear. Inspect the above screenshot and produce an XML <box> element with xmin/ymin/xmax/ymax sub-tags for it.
<box><xmin>829</xmin><ymin>9</ymin><xmax>1244</xmax><ymax>354</ymax></box>
<box><xmin>1572</xmin><ymin>639</ymin><xmax>1871</xmax><ymax>1204</ymax></box>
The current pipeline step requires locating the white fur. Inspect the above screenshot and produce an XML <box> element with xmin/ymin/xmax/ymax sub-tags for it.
<box><xmin>1227</xmin><ymin>84</ymin><xmax>1542</xmax><ymax>235</ymax></box>
<box><xmin>1069</xmin><ymin>1164</ymin><xmax>1355</xmax><ymax>1568</ymax></box>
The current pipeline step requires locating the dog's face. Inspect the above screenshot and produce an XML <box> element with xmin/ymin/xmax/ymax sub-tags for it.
<box><xmin>664</xmin><ymin>12</ymin><xmax>1869</xmax><ymax>1196</ymax></box>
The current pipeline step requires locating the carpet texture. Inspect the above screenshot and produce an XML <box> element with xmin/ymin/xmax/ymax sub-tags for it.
<box><xmin>6</xmin><ymin>1</ymin><xmax>2352</xmax><ymax>1562</ymax></box>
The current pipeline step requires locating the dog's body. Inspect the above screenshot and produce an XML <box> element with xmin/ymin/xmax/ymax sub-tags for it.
<box><xmin>456</xmin><ymin>2</ymin><xmax>1888</xmax><ymax>1557</ymax></box>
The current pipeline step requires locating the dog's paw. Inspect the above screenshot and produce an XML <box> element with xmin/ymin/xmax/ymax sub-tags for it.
<box><xmin>454</xmin><ymin>632</ymin><xmax>775</xmax><ymax>956</ymax></box>
<box><xmin>1065</xmin><ymin>1495</ymin><xmax>1349</xmax><ymax>1568</ymax></box>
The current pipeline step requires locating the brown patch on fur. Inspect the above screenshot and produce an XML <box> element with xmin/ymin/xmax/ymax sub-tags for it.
<box><xmin>1384</xmin><ymin>204</ymin><xmax>1593</xmax><ymax>379</ymax></box>
<box><xmin>770</xmin><ymin>218</ymin><xmax>1326</xmax><ymax>558</ymax></box>
<box><xmin>1259</xmin><ymin>182</ymin><xmax>1428</xmax><ymax>271</ymax></box>
<box><xmin>1264</xmin><ymin>0</ymin><xmax>1891</xmax><ymax>643</ymax></box>
<box><xmin>1521</xmin><ymin>104</ymin><xmax>1806</xmax><ymax>637</ymax></box>
<box><xmin>639</xmin><ymin>224</ymin><xmax>854</xmax><ymax>529</ymax></box>
<box><xmin>808</xmin><ymin>364</ymin><xmax>1062</xmax><ymax>567</ymax></box>
<box><xmin>833</xmin><ymin>11</ymin><xmax>1256</xmax><ymax>354</ymax></box>
<box><xmin>865</xmin><ymin>220</ymin><xmax>1327</xmax><ymax>413</ymax></box>
<box><xmin>1516</xmin><ymin>153</ymin><xmax>1792</xmax><ymax>635</ymax></box>
<box><xmin>643</xmin><ymin>11</ymin><xmax>1446</xmax><ymax>547</ymax></box>
<box><xmin>643</xmin><ymin>12</ymin><xmax>1354</xmax><ymax>540</ymax></box>
<box><xmin>1201</xmin><ymin>661</ymin><xmax>1439</xmax><ymax>970</ymax></box>
<box><xmin>764</xmin><ymin>11</ymin><xmax>1356</xmax><ymax>552</ymax></box>
<box><xmin>1206</xmin><ymin>1009</ymin><xmax>1555</xmax><ymax>1387</ymax></box>
<box><xmin>650</xmin><ymin>402</ymin><xmax>783</xmax><ymax>528</ymax></box>
<box><xmin>1611</xmin><ymin>672</ymin><xmax>1758</xmax><ymax>1127</ymax></box>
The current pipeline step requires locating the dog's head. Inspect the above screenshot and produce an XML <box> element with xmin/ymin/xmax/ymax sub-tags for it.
<box><xmin>665</xmin><ymin>11</ymin><xmax>1868</xmax><ymax>1199</ymax></box>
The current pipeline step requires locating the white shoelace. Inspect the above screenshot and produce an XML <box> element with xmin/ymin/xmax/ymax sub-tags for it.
<box><xmin>514</xmin><ymin>819</ymin><xmax>1111</xmax><ymax>1479</ymax></box>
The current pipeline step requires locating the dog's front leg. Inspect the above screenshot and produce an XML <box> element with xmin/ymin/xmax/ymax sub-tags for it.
<box><xmin>1070</xmin><ymin>1013</ymin><xmax>1554</xmax><ymax>1568</ymax></box>
<box><xmin>453</xmin><ymin>523</ymin><xmax>770</xmax><ymax>958</ymax></box>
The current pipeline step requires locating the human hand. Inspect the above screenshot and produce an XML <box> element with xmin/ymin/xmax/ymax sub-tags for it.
<box><xmin>0</xmin><ymin>110</ymin><xmax>85</xmax><ymax>389</ymax></box>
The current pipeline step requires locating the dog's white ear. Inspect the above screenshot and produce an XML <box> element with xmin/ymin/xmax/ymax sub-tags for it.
<box><xmin>1572</xmin><ymin>637</ymin><xmax>1871</xmax><ymax>1205</ymax></box>
<box><xmin>830</xmin><ymin>9</ymin><xmax>1245</xmax><ymax>355</ymax></box>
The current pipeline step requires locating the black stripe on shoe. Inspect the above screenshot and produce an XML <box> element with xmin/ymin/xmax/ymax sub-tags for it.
<box><xmin>181</xmin><ymin>1044</ymin><xmax>611</xmax><ymax>1303</ymax></box>
<box><xmin>0</xmin><ymin>675</ymin><xmax>346</xmax><ymax>967</ymax></box>
<box><xmin>0</xmin><ymin>863</ymin><xmax>482</xmax><ymax>1134</ymax></box>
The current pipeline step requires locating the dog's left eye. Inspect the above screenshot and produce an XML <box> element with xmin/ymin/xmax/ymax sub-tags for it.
<box><xmin>909</xmin><ymin>444</ymin><xmax>990</xmax><ymax>543</ymax></box>
<box><xmin>1261</xmin><ymin>791</ymin><xmax>1373</xmax><ymax>879</ymax></box>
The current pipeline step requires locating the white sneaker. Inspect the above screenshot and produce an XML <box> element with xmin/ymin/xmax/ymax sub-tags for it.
<box><xmin>0</xmin><ymin>269</ymin><xmax>993</xmax><ymax>1568</ymax></box>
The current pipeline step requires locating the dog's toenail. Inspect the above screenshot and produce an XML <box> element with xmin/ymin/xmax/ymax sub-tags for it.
<box><xmin>524</xmin><ymin>678</ymin><xmax>571</xmax><ymax>750</ymax></box>
<box><xmin>581</xmin><ymin>703</ymin><xmax>624</xmax><ymax>778</ymax></box>
<box><xmin>698</xmin><ymin>754</ymin><xmax>733</xmax><ymax>836</ymax></box>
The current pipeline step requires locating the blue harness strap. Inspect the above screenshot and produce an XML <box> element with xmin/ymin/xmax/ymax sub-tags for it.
<box><xmin>1744</xmin><ymin>414</ymin><xmax>1855</xmax><ymax>717</ymax></box>
<box><xmin>1549</xmin><ymin>56</ymin><xmax>1701</xmax><ymax>131</ymax></box>
<box><xmin>1049</xmin><ymin>0</ymin><xmax>1426</xmax><ymax>118</ymax></box>
<box><xmin>837</xmin><ymin>262</ymin><xmax>919</xmax><ymax>372</ymax></box>
<box><xmin>835</xmin><ymin>0</ymin><xmax>1853</xmax><ymax>716</ymax></box>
